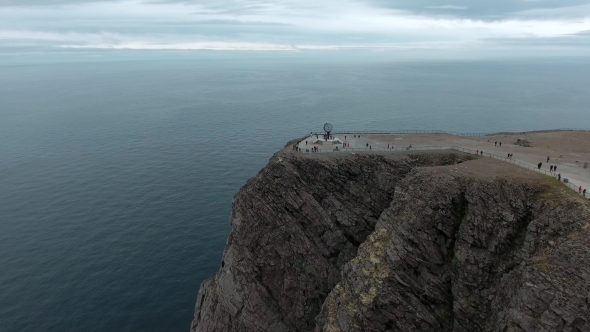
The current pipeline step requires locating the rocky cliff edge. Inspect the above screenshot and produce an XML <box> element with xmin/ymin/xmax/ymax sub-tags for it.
<box><xmin>191</xmin><ymin>147</ymin><xmax>590</xmax><ymax>332</ymax></box>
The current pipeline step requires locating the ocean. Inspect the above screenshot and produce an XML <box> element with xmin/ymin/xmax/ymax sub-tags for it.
<box><xmin>1</xmin><ymin>54</ymin><xmax>589</xmax><ymax>332</ymax></box>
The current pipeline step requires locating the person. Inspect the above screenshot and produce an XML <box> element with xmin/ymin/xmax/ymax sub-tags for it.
<box><xmin>499</xmin><ymin>142</ymin><xmax>502</xmax><ymax>146</ymax></box>
<box><xmin>305</xmin><ymin>141</ymin><xmax>308</xmax><ymax>145</ymax></box>
<box><xmin>558</xmin><ymin>173</ymin><xmax>561</xmax><ymax>181</ymax></box>
<box><xmin>358</xmin><ymin>135</ymin><xmax>361</xmax><ymax>138</ymax></box>
<box><xmin>476</xmin><ymin>149</ymin><xmax>479</xmax><ymax>155</ymax></box>
<box><xmin>579</xmin><ymin>186</ymin><xmax>582</xmax><ymax>194</ymax></box>
<box><xmin>538</xmin><ymin>162</ymin><xmax>542</xmax><ymax>169</ymax></box>
<box><xmin>495</xmin><ymin>141</ymin><xmax>497</xmax><ymax>146</ymax></box>
<box><xmin>547</xmin><ymin>156</ymin><xmax>550</xmax><ymax>163</ymax></box>
<box><xmin>388</xmin><ymin>143</ymin><xmax>390</xmax><ymax>149</ymax></box>
<box><xmin>345</xmin><ymin>135</ymin><xmax>347</xmax><ymax>140</ymax></box>
<box><xmin>348</xmin><ymin>142</ymin><xmax>350</xmax><ymax>147</ymax></box>
<box><xmin>480</xmin><ymin>151</ymin><xmax>483</xmax><ymax>156</ymax></box>
<box><xmin>369</xmin><ymin>145</ymin><xmax>372</xmax><ymax>150</ymax></box>
<box><xmin>550</xmin><ymin>165</ymin><xmax>553</xmax><ymax>172</ymax></box>
<box><xmin>507</xmin><ymin>153</ymin><xmax>510</xmax><ymax>158</ymax></box>
<box><xmin>584</xmin><ymin>189</ymin><xmax>587</xmax><ymax>197</ymax></box>
<box><xmin>366</xmin><ymin>143</ymin><xmax>369</xmax><ymax>147</ymax></box>
<box><xmin>554</xmin><ymin>165</ymin><xmax>557</xmax><ymax>172</ymax></box>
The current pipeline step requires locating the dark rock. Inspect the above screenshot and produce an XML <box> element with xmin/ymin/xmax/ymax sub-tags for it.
<box><xmin>191</xmin><ymin>148</ymin><xmax>590</xmax><ymax>332</ymax></box>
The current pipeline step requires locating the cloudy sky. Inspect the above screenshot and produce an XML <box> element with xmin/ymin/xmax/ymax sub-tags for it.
<box><xmin>0</xmin><ymin>0</ymin><xmax>589</xmax><ymax>53</ymax></box>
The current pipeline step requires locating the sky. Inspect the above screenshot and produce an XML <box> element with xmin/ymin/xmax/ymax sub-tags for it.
<box><xmin>0</xmin><ymin>0</ymin><xmax>589</xmax><ymax>55</ymax></box>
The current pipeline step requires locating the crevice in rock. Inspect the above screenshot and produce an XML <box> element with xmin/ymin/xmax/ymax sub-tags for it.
<box><xmin>344</xmin><ymin>233</ymin><xmax>361</xmax><ymax>247</ymax></box>
<box><xmin>508</xmin><ymin>210</ymin><xmax>534</xmax><ymax>255</ymax></box>
<box><xmin>448</xmin><ymin>191</ymin><xmax>468</xmax><ymax>331</ymax></box>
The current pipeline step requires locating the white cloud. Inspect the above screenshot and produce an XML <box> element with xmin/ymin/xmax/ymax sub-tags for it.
<box><xmin>58</xmin><ymin>40</ymin><xmax>481</xmax><ymax>51</ymax></box>
<box><xmin>0</xmin><ymin>0</ymin><xmax>589</xmax><ymax>53</ymax></box>
<box><xmin>425</xmin><ymin>5</ymin><xmax>468</xmax><ymax>10</ymax></box>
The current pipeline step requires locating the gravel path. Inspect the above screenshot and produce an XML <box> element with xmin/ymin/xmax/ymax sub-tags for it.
<box><xmin>296</xmin><ymin>130</ymin><xmax>590</xmax><ymax>197</ymax></box>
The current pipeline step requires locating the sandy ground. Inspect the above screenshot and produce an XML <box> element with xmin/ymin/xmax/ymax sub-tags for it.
<box><xmin>295</xmin><ymin>131</ymin><xmax>590</xmax><ymax>196</ymax></box>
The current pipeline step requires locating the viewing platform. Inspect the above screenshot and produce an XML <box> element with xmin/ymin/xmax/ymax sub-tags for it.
<box><xmin>294</xmin><ymin>130</ymin><xmax>590</xmax><ymax>199</ymax></box>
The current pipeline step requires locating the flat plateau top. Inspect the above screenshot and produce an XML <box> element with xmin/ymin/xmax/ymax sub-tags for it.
<box><xmin>293</xmin><ymin>130</ymin><xmax>590</xmax><ymax>197</ymax></box>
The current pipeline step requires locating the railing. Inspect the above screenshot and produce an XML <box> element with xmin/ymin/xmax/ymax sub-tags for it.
<box><xmin>310</xmin><ymin>130</ymin><xmax>489</xmax><ymax>137</ymax></box>
<box><xmin>309</xmin><ymin>128</ymin><xmax>590</xmax><ymax>138</ymax></box>
<box><xmin>295</xmin><ymin>144</ymin><xmax>588</xmax><ymax>198</ymax></box>
<box><xmin>301</xmin><ymin>145</ymin><xmax>453</xmax><ymax>152</ymax></box>
<box><xmin>449</xmin><ymin>146</ymin><xmax>585</xmax><ymax>194</ymax></box>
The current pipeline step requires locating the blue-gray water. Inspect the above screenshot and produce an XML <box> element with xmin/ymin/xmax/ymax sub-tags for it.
<box><xmin>1</xmin><ymin>55</ymin><xmax>590</xmax><ymax>332</ymax></box>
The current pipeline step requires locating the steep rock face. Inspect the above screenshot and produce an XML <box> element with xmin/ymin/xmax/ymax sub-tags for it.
<box><xmin>315</xmin><ymin>160</ymin><xmax>590</xmax><ymax>332</ymax></box>
<box><xmin>192</xmin><ymin>148</ymin><xmax>590</xmax><ymax>332</ymax></box>
<box><xmin>191</xmin><ymin>151</ymin><xmax>473</xmax><ymax>332</ymax></box>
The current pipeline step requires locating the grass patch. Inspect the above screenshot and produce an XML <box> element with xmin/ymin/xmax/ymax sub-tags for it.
<box><xmin>537</xmin><ymin>176</ymin><xmax>590</xmax><ymax>206</ymax></box>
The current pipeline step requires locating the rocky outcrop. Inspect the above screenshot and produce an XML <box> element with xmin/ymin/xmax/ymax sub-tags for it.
<box><xmin>192</xmin><ymin>148</ymin><xmax>590</xmax><ymax>332</ymax></box>
<box><xmin>315</xmin><ymin>161</ymin><xmax>590</xmax><ymax>332</ymax></box>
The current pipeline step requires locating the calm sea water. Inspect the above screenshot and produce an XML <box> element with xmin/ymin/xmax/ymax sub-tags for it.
<box><xmin>1</xmin><ymin>55</ymin><xmax>589</xmax><ymax>332</ymax></box>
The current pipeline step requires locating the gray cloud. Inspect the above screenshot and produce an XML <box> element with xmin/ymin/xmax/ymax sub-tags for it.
<box><xmin>570</xmin><ymin>30</ymin><xmax>590</xmax><ymax>36</ymax></box>
<box><xmin>485</xmin><ymin>34</ymin><xmax>590</xmax><ymax>48</ymax></box>
<box><xmin>0</xmin><ymin>0</ymin><xmax>111</xmax><ymax>5</ymax></box>
<box><xmin>2</xmin><ymin>0</ymin><xmax>590</xmax><ymax>22</ymax></box>
<box><xmin>425</xmin><ymin>5</ymin><xmax>467</xmax><ymax>10</ymax></box>
<box><xmin>187</xmin><ymin>4</ymin><xmax>272</xmax><ymax>16</ymax></box>
<box><xmin>187</xmin><ymin>18</ymin><xmax>292</xmax><ymax>26</ymax></box>
<box><xmin>370</xmin><ymin>0</ymin><xmax>590</xmax><ymax>20</ymax></box>
<box><xmin>1</xmin><ymin>0</ymin><xmax>590</xmax><ymax>54</ymax></box>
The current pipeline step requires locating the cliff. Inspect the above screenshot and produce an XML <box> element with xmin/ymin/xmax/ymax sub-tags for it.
<box><xmin>191</xmin><ymin>147</ymin><xmax>590</xmax><ymax>332</ymax></box>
